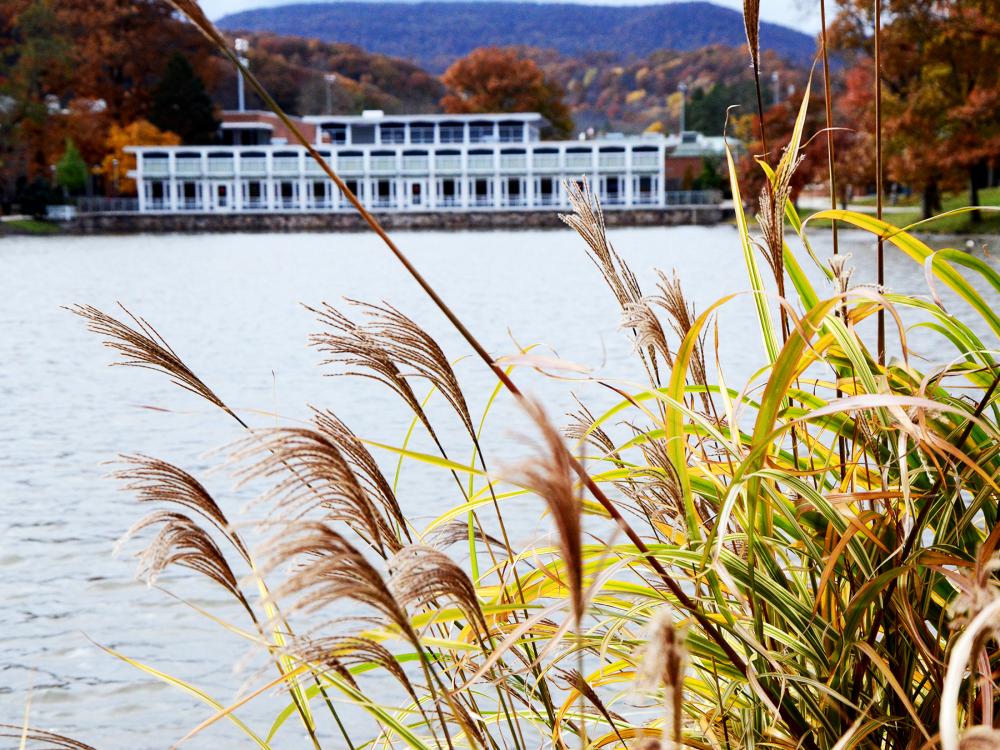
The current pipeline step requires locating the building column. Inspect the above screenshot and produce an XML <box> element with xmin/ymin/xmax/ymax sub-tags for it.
<box><xmin>658</xmin><ymin>145</ymin><xmax>667</xmax><ymax>207</ymax></box>
<box><xmin>461</xmin><ymin>149</ymin><xmax>470</xmax><ymax>209</ymax></box>
<box><xmin>623</xmin><ymin>150</ymin><xmax>634</xmax><ymax>207</ymax></box>
<box><xmin>233</xmin><ymin>152</ymin><xmax>243</xmax><ymax>212</ymax></box>
<box><xmin>298</xmin><ymin>150</ymin><xmax>308</xmax><ymax>211</ymax></box>
<box><xmin>135</xmin><ymin>154</ymin><xmax>146</xmax><ymax>213</ymax></box>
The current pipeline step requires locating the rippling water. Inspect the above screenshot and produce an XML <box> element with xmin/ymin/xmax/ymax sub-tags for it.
<box><xmin>1</xmin><ymin>226</ymin><xmax>996</xmax><ymax>747</ymax></box>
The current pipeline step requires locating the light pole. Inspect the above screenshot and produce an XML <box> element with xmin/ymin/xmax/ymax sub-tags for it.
<box><xmin>112</xmin><ymin>158</ymin><xmax>119</xmax><ymax>196</ymax></box>
<box><xmin>677</xmin><ymin>82</ymin><xmax>688</xmax><ymax>135</ymax></box>
<box><xmin>771</xmin><ymin>71</ymin><xmax>780</xmax><ymax>106</ymax></box>
<box><xmin>235</xmin><ymin>37</ymin><xmax>249</xmax><ymax>111</ymax></box>
<box><xmin>324</xmin><ymin>73</ymin><xmax>338</xmax><ymax>114</ymax></box>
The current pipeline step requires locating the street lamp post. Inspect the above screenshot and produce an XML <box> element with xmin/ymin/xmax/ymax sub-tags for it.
<box><xmin>235</xmin><ymin>38</ymin><xmax>249</xmax><ymax>112</ymax></box>
<box><xmin>678</xmin><ymin>82</ymin><xmax>688</xmax><ymax>135</ymax></box>
<box><xmin>771</xmin><ymin>71</ymin><xmax>780</xmax><ymax>106</ymax></box>
<box><xmin>324</xmin><ymin>73</ymin><xmax>338</xmax><ymax>114</ymax></box>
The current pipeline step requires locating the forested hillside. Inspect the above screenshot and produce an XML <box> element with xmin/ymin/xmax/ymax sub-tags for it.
<box><xmin>219</xmin><ymin>1</ymin><xmax>816</xmax><ymax>71</ymax></box>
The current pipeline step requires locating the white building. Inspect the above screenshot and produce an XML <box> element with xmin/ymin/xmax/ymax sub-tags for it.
<box><xmin>128</xmin><ymin>110</ymin><xmax>712</xmax><ymax>214</ymax></box>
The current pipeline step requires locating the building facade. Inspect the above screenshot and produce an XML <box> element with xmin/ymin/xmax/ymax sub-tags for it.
<box><xmin>128</xmin><ymin>111</ymin><xmax>709</xmax><ymax>214</ymax></box>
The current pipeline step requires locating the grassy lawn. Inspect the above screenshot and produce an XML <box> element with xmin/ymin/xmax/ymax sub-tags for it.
<box><xmin>1</xmin><ymin>218</ymin><xmax>62</xmax><ymax>235</ymax></box>
<box><xmin>841</xmin><ymin>186</ymin><xmax>1000</xmax><ymax>234</ymax></box>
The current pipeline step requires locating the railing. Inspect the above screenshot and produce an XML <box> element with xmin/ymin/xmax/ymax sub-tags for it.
<box><xmin>634</xmin><ymin>191</ymin><xmax>658</xmax><ymax>205</ymax></box>
<box><xmin>435</xmin><ymin>155</ymin><xmax>462</xmax><ymax>172</ymax></box>
<box><xmin>665</xmin><ymin>190</ymin><xmax>722</xmax><ymax>206</ymax></box>
<box><xmin>472</xmin><ymin>195</ymin><xmax>494</xmax><ymax>207</ymax></box>
<box><xmin>402</xmin><ymin>156</ymin><xmax>429</xmax><ymax>172</ymax></box>
<box><xmin>500</xmin><ymin>155</ymin><xmax>526</xmax><ymax>170</ymax></box>
<box><xmin>437</xmin><ymin>196</ymin><xmax>461</xmax><ymax>207</ymax></box>
<box><xmin>337</xmin><ymin>157</ymin><xmax>364</xmax><ymax>173</ymax></box>
<box><xmin>468</xmin><ymin>155</ymin><xmax>494</xmax><ymax>171</ymax></box>
<box><xmin>632</xmin><ymin>153</ymin><xmax>661</xmax><ymax>169</ymax></box>
<box><xmin>532</xmin><ymin>154</ymin><xmax>560</xmax><ymax>170</ymax></box>
<box><xmin>145</xmin><ymin>198</ymin><xmax>169</xmax><ymax>211</ymax></box>
<box><xmin>241</xmin><ymin>157</ymin><xmax>267</xmax><ymax>175</ymax></box>
<box><xmin>175</xmin><ymin>159</ymin><xmax>202</xmax><ymax>176</ymax></box>
<box><xmin>179</xmin><ymin>198</ymin><xmax>203</xmax><ymax>210</ymax></box>
<box><xmin>370</xmin><ymin>157</ymin><xmax>397</xmax><ymax>172</ymax></box>
<box><xmin>502</xmin><ymin>196</ymin><xmax>527</xmax><ymax>207</ymax></box>
<box><xmin>77</xmin><ymin>197</ymin><xmax>140</xmax><ymax>213</ymax></box>
<box><xmin>598</xmin><ymin>154</ymin><xmax>626</xmax><ymax>169</ymax></box>
<box><xmin>276</xmin><ymin>198</ymin><xmax>300</xmax><ymax>210</ymax></box>
<box><xmin>243</xmin><ymin>198</ymin><xmax>268</xmax><ymax>210</ymax></box>
<box><xmin>602</xmin><ymin>193</ymin><xmax>626</xmax><ymax>205</ymax></box>
<box><xmin>535</xmin><ymin>194</ymin><xmax>560</xmax><ymax>206</ymax></box>
<box><xmin>273</xmin><ymin>157</ymin><xmax>300</xmax><ymax>174</ymax></box>
<box><xmin>370</xmin><ymin>197</ymin><xmax>396</xmax><ymax>209</ymax></box>
<box><xmin>207</xmin><ymin>158</ymin><xmax>234</xmax><ymax>176</ymax></box>
<box><xmin>142</xmin><ymin>161</ymin><xmax>170</xmax><ymax>177</ymax></box>
<box><xmin>308</xmin><ymin>199</ymin><xmax>334</xmax><ymax>210</ymax></box>
<box><xmin>306</xmin><ymin>158</ymin><xmax>330</xmax><ymax>174</ymax></box>
<box><xmin>565</xmin><ymin>153</ymin><xmax>593</xmax><ymax>170</ymax></box>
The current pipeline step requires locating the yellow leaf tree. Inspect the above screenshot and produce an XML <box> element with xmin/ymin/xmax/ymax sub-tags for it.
<box><xmin>100</xmin><ymin>120</ymin><xmax>180</xmax><ymax>196</ymax></box>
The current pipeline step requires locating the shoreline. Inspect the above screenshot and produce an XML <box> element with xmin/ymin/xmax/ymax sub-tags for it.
<box><xmin>4</xmin><ymin>206</ymin><xmax>732</xmax><ymax>236</ymax></box>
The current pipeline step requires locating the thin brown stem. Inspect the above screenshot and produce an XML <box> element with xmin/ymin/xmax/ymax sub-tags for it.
<box><xmin>875</xmin><ymin>0</ymin><xmax>886</xmax><ymax>366</ymax></box>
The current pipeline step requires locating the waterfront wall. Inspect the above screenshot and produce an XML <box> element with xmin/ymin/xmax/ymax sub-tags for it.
<box><xmin>66</xmin><ymin>207</ymin><xmax>730</xmax><ymax>235</ymax></box>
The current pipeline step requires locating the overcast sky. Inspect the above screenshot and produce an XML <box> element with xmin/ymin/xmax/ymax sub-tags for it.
<box><xmin>202</xmin><ymin>0</ymin><xmax>824</xmax><ymax>32</ymax></box>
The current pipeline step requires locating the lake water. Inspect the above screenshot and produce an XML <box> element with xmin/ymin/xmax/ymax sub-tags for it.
<box><xmin>1</xmin><ymin>225</ymin><xmax>997</xmax><ymax>748</ymax></box>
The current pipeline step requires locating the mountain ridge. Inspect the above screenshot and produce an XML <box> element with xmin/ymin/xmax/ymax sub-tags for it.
<box><xmin>218</xmin><ymin>1</ymin><xmax>817</xmax><ymax>71</ymax></box>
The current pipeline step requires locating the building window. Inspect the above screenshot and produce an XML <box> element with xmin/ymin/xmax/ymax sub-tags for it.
<box><xmin>343</xmin><ymin>179</ymin><xmax>362</xmax><ymax>202</ymax></box>
<box><xmin>469</xmin><ymin>122</ymin><xmax>496</xmax><ymax>143</ymax></box>
<box><xmin>245</xmin><ymin>180</ymin><xmax>264</xmax><ymax>208</ymax></box>
<box><xmin>351</xmin><ymin>124</ymin><xmax>376</xmax><ymax>144</ymax></box>
<box><xmin>439</xmin><ymin>123</ymin><xmax>465</xmax><ymax>143</ymax></box>
<box><xmin>471</xmin><ymin>178</ymin><xmax>492</xmax><ymax>206</ymax></box>
<box><xmin>311</xmin><ymin>180</ymin><xmax>328</xmax><ymax>206</ymax></box>
<box><xmin>438</xmin><ymin>178</ymin><xmax>459</xmax><ymax>206</ymax></box>
<box><xmin>380</xmin><ymin>124</ymin><xmax>405</xmax><ymax>143</ymax></box>
<box><xmin>499</xmin><ymin>122</ymin><xmax>523</xmax><ymax>142</ymax></box>
<box><xmin>410</xmin><ymin>123</ymin><xmax>435</xmax><ymax>143</ymax></box>
<box><xmin>181</xmin><ymin>181</ymin><xmax>199</xmax><ymax>208</ymax></box>
<box><xmin>324</xmin><ymin>125</ymin><xmax>348</xmax><ymax>144</ymax></box>
<box><xmin>536</xmin><ymin>176</ymin><xmax>557</xmax><ymax>205</ymax></box>
<box><xmin>374</xmin><ymin>179</ymin><xmax>394</xmax><ymax>206</ymax></box>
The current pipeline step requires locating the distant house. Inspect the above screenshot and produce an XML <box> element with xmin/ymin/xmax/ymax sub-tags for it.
<box><xmin>663</xmin><ymin>131</ymin><xmax>730</xmax><ymax>190</ymax></box>
<box><xmin>126</xmin><ymin>109</ymin><xmax>722</xmax><ymax>213</ymax></box>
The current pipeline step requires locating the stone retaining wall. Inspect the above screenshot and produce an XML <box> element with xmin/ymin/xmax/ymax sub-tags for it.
<box><xmin>66</xmin><ymin>207</ymin><xmax>730</xmax><ymax>235</ymax></box>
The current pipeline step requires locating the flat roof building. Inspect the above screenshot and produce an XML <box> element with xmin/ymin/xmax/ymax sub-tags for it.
<box><xmin>127</xmin><ymin>110</ymin><xmax>720</xmax><ymax>214</ymax></box>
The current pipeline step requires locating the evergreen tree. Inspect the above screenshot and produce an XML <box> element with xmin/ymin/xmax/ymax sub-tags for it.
<box><xmin>149</xmin><ymin>53</ymin><xmax>218</xmax><ymax>145</ymax></box>
<box><xmin>54</xmin><ymin>138</ymin><xmax>87</xmax><ymax>196</ymax></box>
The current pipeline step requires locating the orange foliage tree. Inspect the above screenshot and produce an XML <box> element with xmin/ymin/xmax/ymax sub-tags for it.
<box><xmin>441</xmin><ymin>48</ymin><xmax>573</xmax><ymax>138</ymax></box>
<box><xmin>833</xmin><ymin>0</ymin><xmax>1000</xmax><ymax>217</ymax></box>
<box><xmin>99</xmin><ymin>120</ymin><xmax>180</xmax><ymax>195</ymax></box>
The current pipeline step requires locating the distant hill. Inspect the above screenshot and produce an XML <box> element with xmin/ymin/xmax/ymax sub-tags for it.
<box><xmin>218</xmin><ymin>1</ymin><xmax>817</xmax><ymax>71</ymax></box>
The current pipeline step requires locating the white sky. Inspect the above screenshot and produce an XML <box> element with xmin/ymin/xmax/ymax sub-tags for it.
<box><xmin>202</xmin><ymin>0</ymin><xmax>824</xmax><ymax>33</ymax></box>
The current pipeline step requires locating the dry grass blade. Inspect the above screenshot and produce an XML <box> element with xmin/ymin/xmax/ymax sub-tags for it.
<box><xmin>652</xmin><ymin>270</ymin><xmax>710</xmax><ymax>395</ymax></box>
<box><xmin>120</xmin><ymin>511</ymin><xmax>250</xmax><ymax>610</ymax></box>
<box><xmin>114</xmin><ymin>454</ymin><xmax>250</xmax><ymax>563</ymax></box>
<box><xmin>425</xmin><ymin>520</ymin><xmax>508</xmax><ymax>553</ymax></box>
<box><xmin>742</xmin><ymin>0</ymin><xmax>760</xmax><ymax>71</ymax></box>
<box><xmin>621</xmin><ymin>301</ymin><xmax>672</xmax><ymax>373</ymax></box>
<box><xmin>513</xmin><ymin>400</ymin><xmax>583</xmax><ymax>625</ymax></box>
<box><xmin>262</xmin><ymin>522</ymin><xmax>413</xmax><ymax>640</ymax></box>
<box><xmin>828</xmin><ymin>254</ymin><xmax>856</xmax><ymax>298</ymax></box>
<box><xmin>352</xmin><ymin>300</ymin><xmax>476</xmax><ymax>439</ymax></box>
<box><xmin>312</xmin><ymin>409</ymin><xmax>409</xmax><ymax>538</ymax></box>
<box><xmin>0</xmin><ymin>725</ymin><xmax>97</xmax><ymax>750</ymax></box>
<box><xmin>291</xmin><ymin>635</ymin><xmax>414</xmax><ymax>698</ymax></box>
<box><xmin>638</xmin><ymin>611</ymin><xmax>687</xmax><ymax>750</ymax></box>
<box><xmin>562</xmin><ymin>669</ymin><xmax>628</xmax><ymax>745</ymax></box>
<box><xmin>234</xmin><ymin>425</ymin><xmax>402</xmax><ymax>556</ymax></box>
<box><xmin>163</xmin><ymin>0</ymin><xmax>227</xmax><ymax>48</ymax></box>
<box><xmin>387</xmin><ymin>544</ymin><xmax>489</xmax><ymax>637</ymax></box>
<box><xmin>560</xmin><ymin>180</ymin><xmax>643</xmax><ymax>312</ymax></box>
<box><xmin>756</xmin><ymin>151</ymin><xmax>805</xmax><ymax>289</ymax></box>
<box><xmin>564</xmin><ymin>399</ymin><xmax>620</xmax><ymax>462</ymax></box>
<box><xmin>308</xmin><ymin>303</ymin><xmax>431</xmax><ymax>435</ymax></box>
<box><xmin>68</xmin><ymin>304</ymin><xmax>233</xmax><ymax>418</ymax></box>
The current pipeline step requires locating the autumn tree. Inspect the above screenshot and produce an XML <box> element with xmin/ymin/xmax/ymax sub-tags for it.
<box><xmin>833</xmin><ymin>0</ymin><xmax>1000</xmax><ymax>218</ymax></box>
<box><xmin>149</xmin><ymin>53</ymin><xmax>218</xmax><ymax>144</ymax></box>
<box><xmin>99</xmin><ymin>120</ymin><xmax>180</xmax><ymax>196</ymax></box>
<box><xmin>441</xmin><ymin>47</ymin><xmax>573</xmax><ymax>138</ymax></box>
